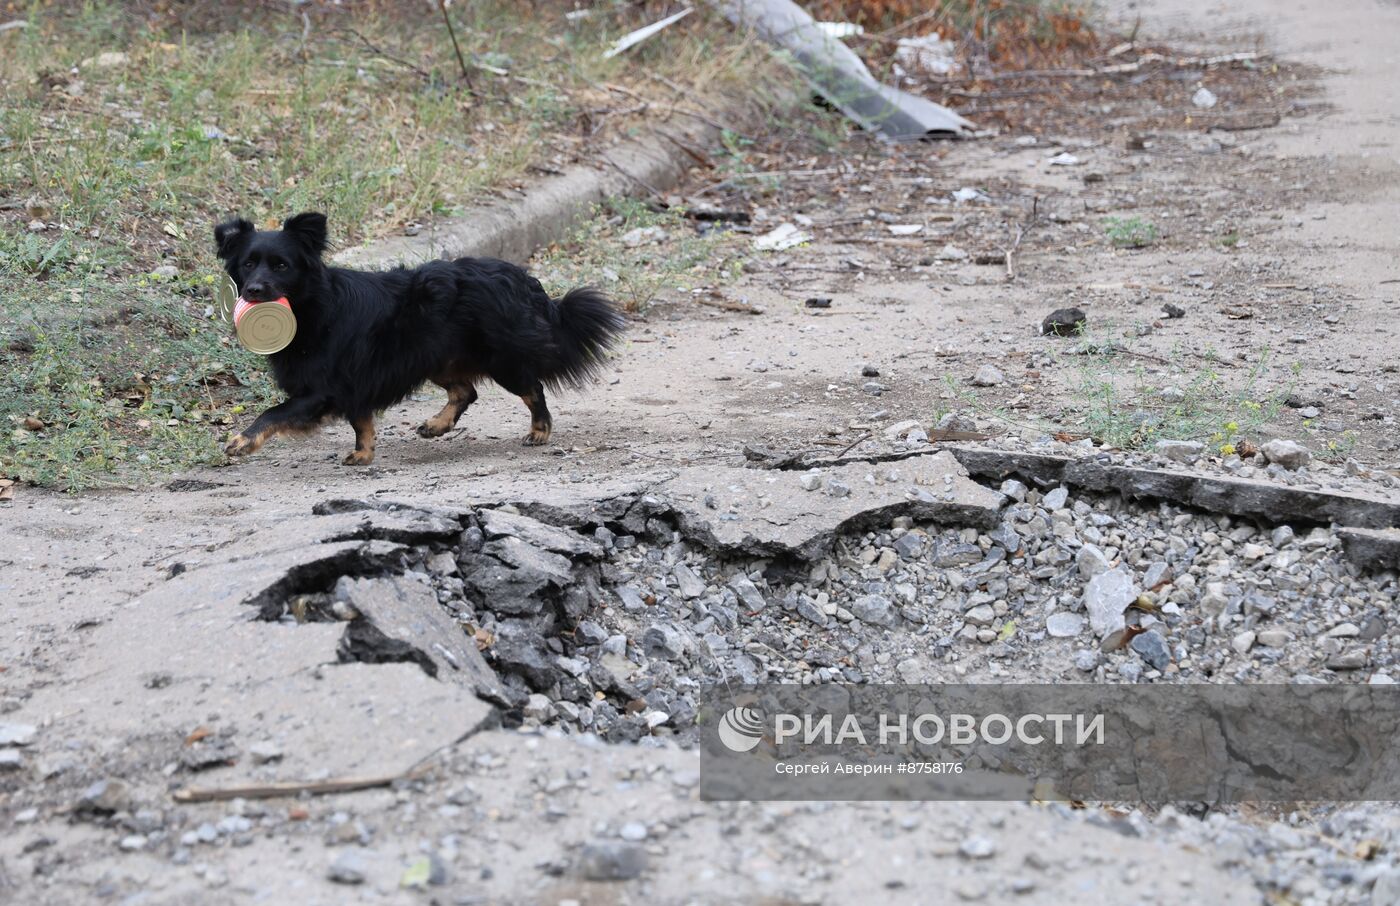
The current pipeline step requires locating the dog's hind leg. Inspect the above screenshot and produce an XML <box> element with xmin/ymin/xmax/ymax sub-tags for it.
<box><xmin>490</xmin><ymin>370</ymin><xmax>553</xmax><ymax>446</ymax></box>
<box><xmin>343</xmin><ymin>414</ymin><xmax>377</xmax><ymax>466</ymax></box>
<box><xmin>225</xmin><ymin>396</ymin><xmax>329</xmax><ymax>458</ymax></box>
<box><xmin>417</xmin><ymin>379</ymin><xmax>478</xmax><ymax>438</ymax></box>
<box><xmin>518</xmin><ymin>382</ymin><xmax>553</xmax><ymax>446</ymax></box>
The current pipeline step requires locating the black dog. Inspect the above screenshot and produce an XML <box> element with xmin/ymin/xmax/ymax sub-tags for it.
<box><xmin>214</xmin><ymin>212</ymin><xmax>624</xmax><ymax>465</ymax></box>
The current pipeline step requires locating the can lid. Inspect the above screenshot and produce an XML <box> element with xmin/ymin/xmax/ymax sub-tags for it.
<box><xmin>215</xmin><ymin>274</ymin><xmax>238</xmax><ymax>322</ymax></box>
<box><xmin>235</xmin><ymin>301</ymin><xmax>297</xmax><ymax>354</ymax></box>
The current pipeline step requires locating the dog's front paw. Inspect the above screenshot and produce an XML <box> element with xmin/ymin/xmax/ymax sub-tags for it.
<box><xmin>343</xmin><ymin>449</ymin><xmax>375</xmax><ymax>466</ymax></box>
<box><xmin>416</xmin><ymin>421</ymin><xmax>448</xmax><ymax>439</ymax></box>
<box><xmin>224</xmin><ymin>434</ymin><xmax>257</xmax><ymax>457</ymax></box>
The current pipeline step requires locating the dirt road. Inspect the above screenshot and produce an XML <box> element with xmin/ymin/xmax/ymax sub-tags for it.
<box><xmin>3</xmin><ymin>0</ymin><xmax>1399</xmax><ymax>903</ymax></box>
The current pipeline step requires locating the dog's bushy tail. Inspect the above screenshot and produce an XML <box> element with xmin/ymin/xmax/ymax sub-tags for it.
<box><xmin>542</xmin><ymin>287</ymin><xmax>626</xmax><ymax>391</ymax></box>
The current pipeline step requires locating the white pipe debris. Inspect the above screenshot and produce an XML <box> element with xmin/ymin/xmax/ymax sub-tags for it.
<box><xmin>605</xmin><ymin>7</ymin><xmax>696</xmax><ymax>59</ymax></box>
<box><xmin>708</xmin><ymin>0</ymin><xmax>972</xmax><ymax>140</ymax></box>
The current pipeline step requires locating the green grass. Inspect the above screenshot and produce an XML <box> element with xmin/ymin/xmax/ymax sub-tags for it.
<box><xmin>948</xmin><ymin>321</ymin><xmax>1299</xmax><ymax>455</ymax></box>
<box><xmin>1066</xmin><ymin>345</ymin><xmax>1294</xmax><ymax>453</ymax></box>
<box><xmin>1</xmin><ymin>3</ymin><xmax>773</xmax><ymax>254</ymax></box>
<box><xmin>0</xmin><ymin>2</ymin><xmax>784</xmax><ymax>489</ymax></box>
<box><xmin>1</xmin><ymin>262</ymin><xmax>279</xmax><ymax>490</ymax></box>
<box><xmin>1103</xmin><ymin>216</ymin><xmax>1158</xmax><ymax>249</ymax></box>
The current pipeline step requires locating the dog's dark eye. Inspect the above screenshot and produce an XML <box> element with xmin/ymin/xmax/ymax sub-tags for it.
<box><xmin>272</xmin><ymin>261</ymin><xmax>288</xmax><ymax>272</ymax></box>
<box><xmin>243</xmin><ymin>261</ymin><xmax>255</xmax><ymax>270</ymax></box>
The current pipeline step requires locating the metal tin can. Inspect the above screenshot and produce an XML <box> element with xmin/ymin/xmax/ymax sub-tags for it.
<box><xmin>233</xmin><ymin>296</ymin><xmax>297</xmax><ymax>355</ymax></box>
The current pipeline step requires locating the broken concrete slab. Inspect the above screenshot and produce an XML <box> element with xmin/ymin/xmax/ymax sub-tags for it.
<box><xmin>941</xmin><ymin>447</ymin><xmax>1400</xmax><ymax>530</ymax></box>
<box><xmin>303</xmin><ymin>499</ymin><xmax>468</xmax><ymax>545</ymax></box>
<box><xmin>478</xmin><ymin>508</ymin><xmax>604</xmax><ymax>559</ymax></box>
<box><xmin>642</xmin><ymin>452</ymin><xmax>1004</xmax><ymax>560</ymax></box>
<box><xmin>460</xmin><ymin>538</ymin><xmax>576</xmax><ymax>616</ymax></box>
<box><xmin>335</xmin><ymin>575</ymin><xmax>505</xmax><ymax>704</ymax></box>
<box><xmin>407</xmin><ymin>501</ymin><xmax>615</xmax><ymax>637</ymax></box>
<box><xmin>500</xmin><ymin>475</ymin><xmax>662</xmax><ymax>530</ymax></box>
<box><xmin>312</xmin><ymin>497</ymin><xmax>475</xmax><ymax>521</ymax></box>
<box><xmin>244</xmin><ymin>510</ymin><xmax>460</xmax><ymax>557</ymax></box>
<box><xmin>165</xmin><ymin>538</ymin><xmax>408</xmax><ymax>619</ymax></box>
<box><xmin>202</xmin><ymin>660</ymin><xmax>493</xmax><ymax>785</ymax></box>
<box><xmin>1337</xmin><ymin>527</ymin><xmax>1400</xmax><ymax>571</ymax></box>
<box><xmin>318</xmin><ymin>509</ymin><xmax>463</xmax><ymax>546</ymax></box>
<box><xmin>15</xmin><ymin>537</ymin><xmax>495</xmax><ymax>794</ymax></box>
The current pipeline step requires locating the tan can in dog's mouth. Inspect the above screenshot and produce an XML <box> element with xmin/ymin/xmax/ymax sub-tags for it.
<box><xmin>233</xmin><ymin>295</ymin><xmax>297</xmax><ymax>355</ymax></box>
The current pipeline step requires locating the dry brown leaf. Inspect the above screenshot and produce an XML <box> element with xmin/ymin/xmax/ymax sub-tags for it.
<box><xmin>1100</xmin><ymin>624</ymin><xmax>1150</xmax><ymax>652</ymax></box>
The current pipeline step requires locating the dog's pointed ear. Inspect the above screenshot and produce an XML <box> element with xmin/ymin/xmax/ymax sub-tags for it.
<box><xmin>282</xmin><ymin>212</ymin><xmax>329</xmax><ymax>257</ymax></box>
<box><xmin>213</xmin><ymin>218</ymin><xmax>255</xmax><ymax>260</ymax></box>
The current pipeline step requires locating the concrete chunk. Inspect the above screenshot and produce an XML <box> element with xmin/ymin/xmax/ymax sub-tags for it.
<box><xmin>335</xmin><ymin>575</ymin><xmax>505</xmax><ymax>702</ymax></box>
<box><xmin>649</xmin><ymin>452</ymin><xmax>1004</xmax><ymax>560</ymax></box>
<box><xmin>479</xmin><ymin>509</ymin><xmax>604</xmax><ymax>559</ymax></box>
<box><xmin>1337</xmin><ymin>527</ymin><xmax>1400</xmax><ymax>571</ymax></box>
<box><xmin>946</xmin><ymin>447</ymin><xmax>1400</xmax><ymax>530</ymax></box>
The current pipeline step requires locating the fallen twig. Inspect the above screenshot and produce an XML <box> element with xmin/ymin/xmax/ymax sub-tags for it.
<box><xmin>694</xmin><ymin>296</ymin><xmax>762</xmax><ymax>314</ymax></box>
<box><xmin>172</xmin><ymin>768</ymin><xmax>425</xmax><ymax>803</ymax></box>
<box><xmin>1205</xmin><ymin>114</ymin><xmax>1283</xmax><ymax>132</ymax></box>
<box><xmin>832</xmin><ymin>432</ymin><xmax>874</xmax><ymax>458</ymax></box>
<box><xmin>332</xmin><ymin>26</ymin><xmax>432</xmax><ymax>80</ymax></box>
<box><xmin>828</xmin><ymin>236</ymin><xmax>925</xmax><ymax>247</ymax></box>
<box><xmin>646</xmin><ymin>127</ymin><xmax>711</xmax><ymax>168</ymax></box>
<box><xmin>934</xmin><ymin>51</ymin><xmax>1271</xmax><ymax>83</ymax></box>
<box><xmin>1101</xmin><ymin>50</ymin><xmax>1270</xmax><ymax>73</ymax></box>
